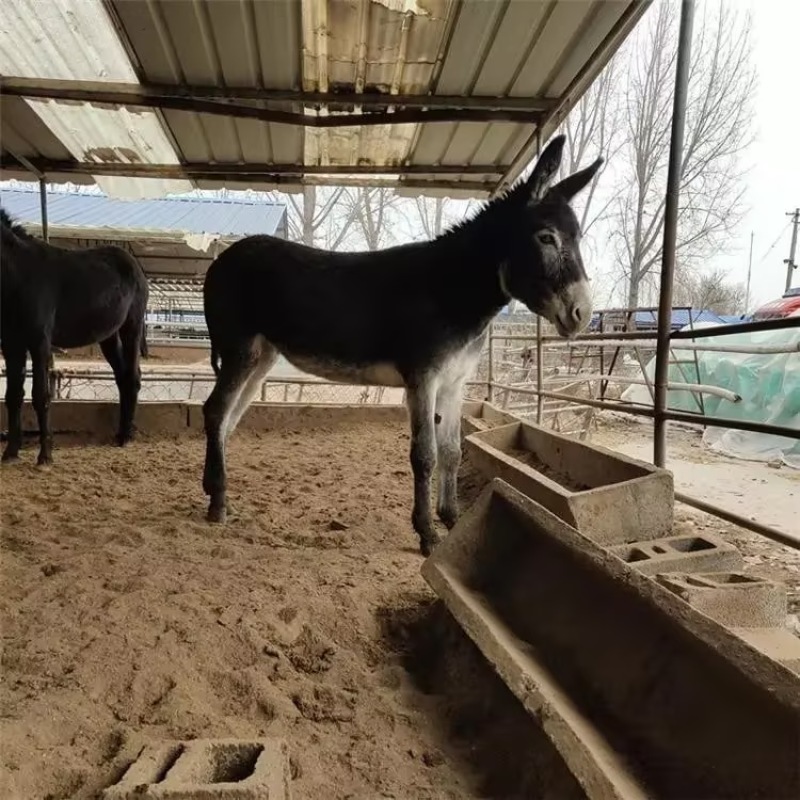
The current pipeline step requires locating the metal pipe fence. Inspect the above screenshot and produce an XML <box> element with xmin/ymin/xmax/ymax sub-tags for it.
<box><xmin>486</xmin><ymin>312</ymin><xmax>799</xmax><ymax>551</ymax></box>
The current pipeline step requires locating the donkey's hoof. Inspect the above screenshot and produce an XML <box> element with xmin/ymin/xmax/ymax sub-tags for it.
<box><xmin>36</xmin><ymin>454</ymin><xmax>53</xmax><ymax>468</ymax></box>
<box><xmin>419</xmin><ymin>532</ymin><xmax>441</xmax><ymax>558</ymax></box>
<box><xmin>2</xmin><ymin>449</ymin><xmax>21</xmax><ymax>464</ymax></box>
<box><xmin>437</xmin><ymin>507</ymin><xmax>459</xmax><ymax>530</ymax></box>
<box><xmin>207</xmin><ymin>504</ymin><xmax>227</xmax><ymax>524</ymax></box>
<box><xmin>115</xmin><ymin>433</ymin><xmax>134</xmax><ymax>447</ymax></box>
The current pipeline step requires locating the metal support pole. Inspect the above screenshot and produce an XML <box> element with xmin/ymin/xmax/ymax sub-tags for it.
<box><xmin>653</xmin><ymin>0</ymin><xmax>695</xmax><ymax>468</ymax></box>
<box><xmin>744</xmin><ymin>231</ymin><xmax>754</xmax><ymax>313</ymax></box>
<box><xmin>536</xmin><ymin>315</ymin><xmax>543</xmax><ymax>424</ymax></box>
<box><xmin>487</xmin><ymin>326</ymin><xmax>494</xmax><ymax>402</ymax></box>
<box><xmin>785</xmin><ymin>207</ymin><xmax>799</xmax><ymax>294</ymax></box>
<box><xmin>535</xmin><ymin>126</ymin><xmax>544</xmax><ymax>425</ymax></box>
<box><xmin>39</xmin><ymin>176</ymin><xmax>49</xmax><ymax>242</ymax></box>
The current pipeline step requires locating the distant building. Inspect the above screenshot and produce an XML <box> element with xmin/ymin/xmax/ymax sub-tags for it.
<box><xmin>0</xmin><ymin>184</ymin><xmax>288</xmax><ymax>343</ymax></box>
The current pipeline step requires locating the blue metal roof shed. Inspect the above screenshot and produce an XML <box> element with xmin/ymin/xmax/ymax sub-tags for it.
<box><xmin>0</xmin><ymin>184</ymin><xmax>287</xmax><ymax>278</ymax></box>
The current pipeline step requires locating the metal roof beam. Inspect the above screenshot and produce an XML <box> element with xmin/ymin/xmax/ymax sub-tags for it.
<box><xmin>0</xmin><ymin>76</ymin><xmax>548</xmax><ymax>126</ymax></box>
<box><xmin>0</xmin><ymin>158</ymin><xmax>494</xmax><ymax>193</ymax></box>
<box><xmin>0</xmin><ymin>158</ymin><xmax>504</xmax><ymax>178</ymax></box>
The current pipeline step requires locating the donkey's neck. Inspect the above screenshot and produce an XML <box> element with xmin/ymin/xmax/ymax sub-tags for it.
<box><xmin>430</xmin><ymin>197</ymin><xmax>521</xmax><ymax>326</ymax></box>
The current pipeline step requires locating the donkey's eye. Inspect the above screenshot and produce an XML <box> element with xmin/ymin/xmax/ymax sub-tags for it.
<box><xmin>537</xmin><ymin>232</ymin><xmax>558</xmax><ymax>247</ymax></box>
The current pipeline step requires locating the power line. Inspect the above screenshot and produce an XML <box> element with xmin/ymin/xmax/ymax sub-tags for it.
<box><xmin>754</xmin><ymin>220</ymin><xmax>791</xmax><ymax>266</ymax></box>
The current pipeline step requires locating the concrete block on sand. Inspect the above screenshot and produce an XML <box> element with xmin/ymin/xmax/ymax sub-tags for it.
<box><xmin>609</xmin><ymin>532</ymin><xmax>743</xmax><ymax>576</ymax></box>
<box><xmin>103</xmin><ymin>738</ymin><xmax>291</xmax><ymax>800</ymax></box>
<box><xmin>464</xmin><ymin>420</ymin><xmax>674</xmax><ymax>545</ymax></box>
<box><xmin>656</xmin><ymin>572</ymin><xmax>788</xmax><ymax>628</ymax></box>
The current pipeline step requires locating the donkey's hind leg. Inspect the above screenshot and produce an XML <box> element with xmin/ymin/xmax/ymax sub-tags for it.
<box><xmin>435</xmin><ymin>377</ymin><xmax>466</xmax><ymax>529</ymax></box>
<box><xmin>99</xmin><ymin>333</ymin><xmax>128</xmax><ymax>444</ymax></box>
<box><xmin>115</xmin><ymin>319</ymin><xmax>143</xmax><ymax>445</ymax></box>
<box><xmin>202</xmin><ymin>335</ymin><xmax>271</xmax><ymax>523</ymax></box>
<box><xmin>2</xmin><ymin>344</ymin><xmax>26</xmax><ymax>463</ymax></box>
<box><xmin>226</xmin><ymin>336</ymin><xmax>277</xmax><ymax>436</ymax></box>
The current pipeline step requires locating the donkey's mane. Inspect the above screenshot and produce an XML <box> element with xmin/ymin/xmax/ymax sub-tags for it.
<box><xmin>0</xmin><ymin>207</ymin><xmax>32</xmax><ymax>240</ymax></box>
<box><xmin>438</xmin><ymin>180</ymin><xmax>527</xmax><ymax>243</ymax></box>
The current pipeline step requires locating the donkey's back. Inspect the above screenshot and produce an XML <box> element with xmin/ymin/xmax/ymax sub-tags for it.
<box><xmin>203</xmin><ymin>233</ymin><xmax>454</xmax><ymax>370</ymax></box>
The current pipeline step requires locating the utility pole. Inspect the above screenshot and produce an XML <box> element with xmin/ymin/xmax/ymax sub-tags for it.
<box><xmin>745</xmin><ymin>231</ymin><xmax>754</xmax><ymax>313</ymax></box>
<box><xmin>785</xmin><ymin>208</ymin><xmax>799</xmax><ymax>294</ymax></box>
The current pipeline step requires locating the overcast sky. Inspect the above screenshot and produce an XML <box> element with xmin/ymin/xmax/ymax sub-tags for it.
<box><xmin>714</xmin><ymin>0</ymin><xmax>800</xmax><ymax>306</ymax></box>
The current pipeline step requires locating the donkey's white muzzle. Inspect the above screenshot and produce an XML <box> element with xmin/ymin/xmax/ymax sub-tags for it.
<box><xmin>546</xmin><ymin>280</ymin><xmax>592</xmax><ymax>338</ymax></box>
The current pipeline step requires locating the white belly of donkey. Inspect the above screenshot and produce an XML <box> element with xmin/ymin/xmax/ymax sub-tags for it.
<box><xmin>282</xmin><ymin>352</ymin><xmax>406</xmax><ymax>387</ymax></box>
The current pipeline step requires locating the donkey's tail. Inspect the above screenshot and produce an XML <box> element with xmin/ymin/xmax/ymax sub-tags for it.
<box><xmin>210</xmin><ymin>343</ymin><xmax>221</xmax><ymax>377</ymax></box>
<box><xmin>140</xmin><ymin>323</ymin><xmax>149</xmax><ymax>359</ymax></box>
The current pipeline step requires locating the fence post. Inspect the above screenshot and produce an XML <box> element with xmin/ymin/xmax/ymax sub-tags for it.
<box><xmin>536</xmin><ymin>315</ymin><xmax>544</xmax><ymax>424</ymax></box>
<box><xmin>487</xmin><ymin>322</ymin><xmax>495</xmax><ymax>402</ymax></box>
<box><xmin>654</xmin><ymin>0</ymin><xmax>695</xmax><ymax>467</ymax></box>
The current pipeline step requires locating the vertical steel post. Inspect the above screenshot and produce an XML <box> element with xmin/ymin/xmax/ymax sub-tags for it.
<box><xmin>653</xmin><ymin>0</ymin><xmax>695</xmax><ymax>467</ymax></box>
<box><xmin>784</xmin><ymin>208</ymin><xmax>799</xmax><ymax>294</ymax></box>
<box><xmin>487</xmin><ymin>328</ymin><xmax>494</xmax><ymax>402</ymax></box>
<box><xmin>39</xmin><ymin>176</ymin><xmax>49</xmax><ymax>242</ymax></box>
<box><xmin>536</xmin><ymin>315</ymin><xmax>543</xmax><ymax>424</ymax></box>
<box><xmin>535</xmin><ymin>127</ymin><xmax>544</xmax><ymax>424</ymax></box>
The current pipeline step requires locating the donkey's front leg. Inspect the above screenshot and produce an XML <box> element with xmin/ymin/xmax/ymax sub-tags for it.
<box><xmin>435</xmin><ymin>379</ymin><xmax>465</xmax><ymax>529</ymax></box>
<box><xmin>406</xmin><ymin>381</ymin><xmax>439</xmax><ymax>556</ymax></box>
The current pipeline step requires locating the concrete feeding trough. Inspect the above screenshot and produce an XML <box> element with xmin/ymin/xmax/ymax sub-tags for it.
<box><xmin>103</xmin><ymin>738</ymin><xmax>291</xmax><ymax>800</ymax></box>
<box><xmin>422</xmin><ymin>479</ymin><xmax>800</xmax><ymax>800</ymax></box>
<box><xmin>460</xmin><ymin>401</ymin><xmax>519</xmax><ymax>437</ymax></box>
<box><xmin>464</xmin><ymin>420</ymin><xmax>674</xmax><ymax>545</ymax></box>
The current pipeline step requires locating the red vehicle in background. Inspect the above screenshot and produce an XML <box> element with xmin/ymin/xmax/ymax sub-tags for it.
<box><xmin>751</xmin><ymin>286</ymin><xmax>800</xmax><ymax>320</ymax></box>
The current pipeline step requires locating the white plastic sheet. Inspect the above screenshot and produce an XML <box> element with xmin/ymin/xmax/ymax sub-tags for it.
<box><xmin>621</xmin><ymin>315</ymin><xmax>800</xmax><ymax>468</ymax></box>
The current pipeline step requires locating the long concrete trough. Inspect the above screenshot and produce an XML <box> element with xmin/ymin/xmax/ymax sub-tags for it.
<box><xmin>422</xmin><ymin>479</ymin><xmax>800</xmax><ymax>800</ymax></box>
<box><xmin>461</xmin><ymin>400</ymin><xmax>519</xmax><ymax>437</ymax></box>
<box><xmin>464</xmin><ymin>420</ymin><xmax>674</xmax><ymax>545</ymax></box>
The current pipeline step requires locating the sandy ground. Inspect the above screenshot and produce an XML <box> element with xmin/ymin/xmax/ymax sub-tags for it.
<box><xmin>2</xmin><ymin>415</ymin><xmax>799</xmax><ymax>799</ymax></box>
<box><xmin>0</xmin><ymin>420</ymin><xmax>492</xmax><ymax>800</ymax></box>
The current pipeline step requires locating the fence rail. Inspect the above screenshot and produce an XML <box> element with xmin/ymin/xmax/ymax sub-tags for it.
<box><xmin>1</xmin><ymin>313</ymin><xmax>796</xmax><ymax>550</ymax></box>
<box><xmin>486</xmin><ymin>313</ymin><xmax>800</xmax><ymax>551</ymax></box>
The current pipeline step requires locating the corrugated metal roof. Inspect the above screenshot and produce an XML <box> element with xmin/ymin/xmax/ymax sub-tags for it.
<box><xmin>0</xmin><ymin>185</ymin><xmax>287</xmax><ymax>238</ymax></box>
<box><xmin>0</xmin><ymin>0</ymin><xmax>650</xmax><ymax>197</ymax></box>
<box><xmin>0</xmin><ymin>0</ymin><xmax>190</xmax><ymax>198</ymax></box>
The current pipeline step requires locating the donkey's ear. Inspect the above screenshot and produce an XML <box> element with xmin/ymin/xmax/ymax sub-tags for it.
<box><xmin>549</xmin><ymin>157</ymin><xmax>604</xmax><ymax>202</ymax></box>
<box><xmin>523</xmin><ymin>134</ymin><xmax>566</xmax><ymax>200</ymax></box>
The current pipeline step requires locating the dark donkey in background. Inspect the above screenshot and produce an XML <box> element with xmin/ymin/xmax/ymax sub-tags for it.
<box><xmin>0</xmin><ymin>208</ymin><xmax>148</xmax><ymax>465</ymax></box>
<box><xmin>202</xmin><ymin>135</ymin><xmax>602</xmax><ymax>555</ymax></box>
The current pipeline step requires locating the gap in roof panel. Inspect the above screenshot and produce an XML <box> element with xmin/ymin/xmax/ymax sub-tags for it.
<box><xmin>0</xmin><ymin>0</ymin><xmax>191</xmax><ymax>198</ymax></box>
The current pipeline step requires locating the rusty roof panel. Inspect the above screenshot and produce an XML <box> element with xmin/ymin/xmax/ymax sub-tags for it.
<box><xmin>1</xmin><ymin>0</ymin><xmax>651</xmax><ymax>196</ymax></box>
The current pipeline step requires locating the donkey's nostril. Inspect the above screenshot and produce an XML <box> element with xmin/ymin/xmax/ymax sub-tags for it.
<box><xmin>572</xmin><ymin>304</ymin><xmax>584</xmax><ymax>322</ymax></box>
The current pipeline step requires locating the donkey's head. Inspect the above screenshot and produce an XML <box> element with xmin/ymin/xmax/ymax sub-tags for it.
<box><xmin>501</xmin><ymin>134</ymin><xmax>602</xmax><ymax>337</ymax></box>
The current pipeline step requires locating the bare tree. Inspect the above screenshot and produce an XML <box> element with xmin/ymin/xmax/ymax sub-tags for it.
<box><xmin>556</xmin><ymin>57</ymin><xmax>624</xmax><ymax>235</ymax></box>
<box><xmin>611</xmin><ymin>0</ymin><xmax>755</xmax><ymax>308</ymax></box>
<box><xmin>414</xmin><ymin>196</ymin><xmax>448</xmax><ymax>240</ymax></box>
<box><xmin>286</xmin><ymin>185</ymin><xmax>362</xmax><ymax>249</ymax></box>
<box><xmin>673</xmin><ymin>266</ymin><xmax>746</xmax><ymax>315</ymax></box>
<box><xmin>351</xmin><ymin>187</ymin><xmax>399</xmax><ymax>250</ymax></box>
